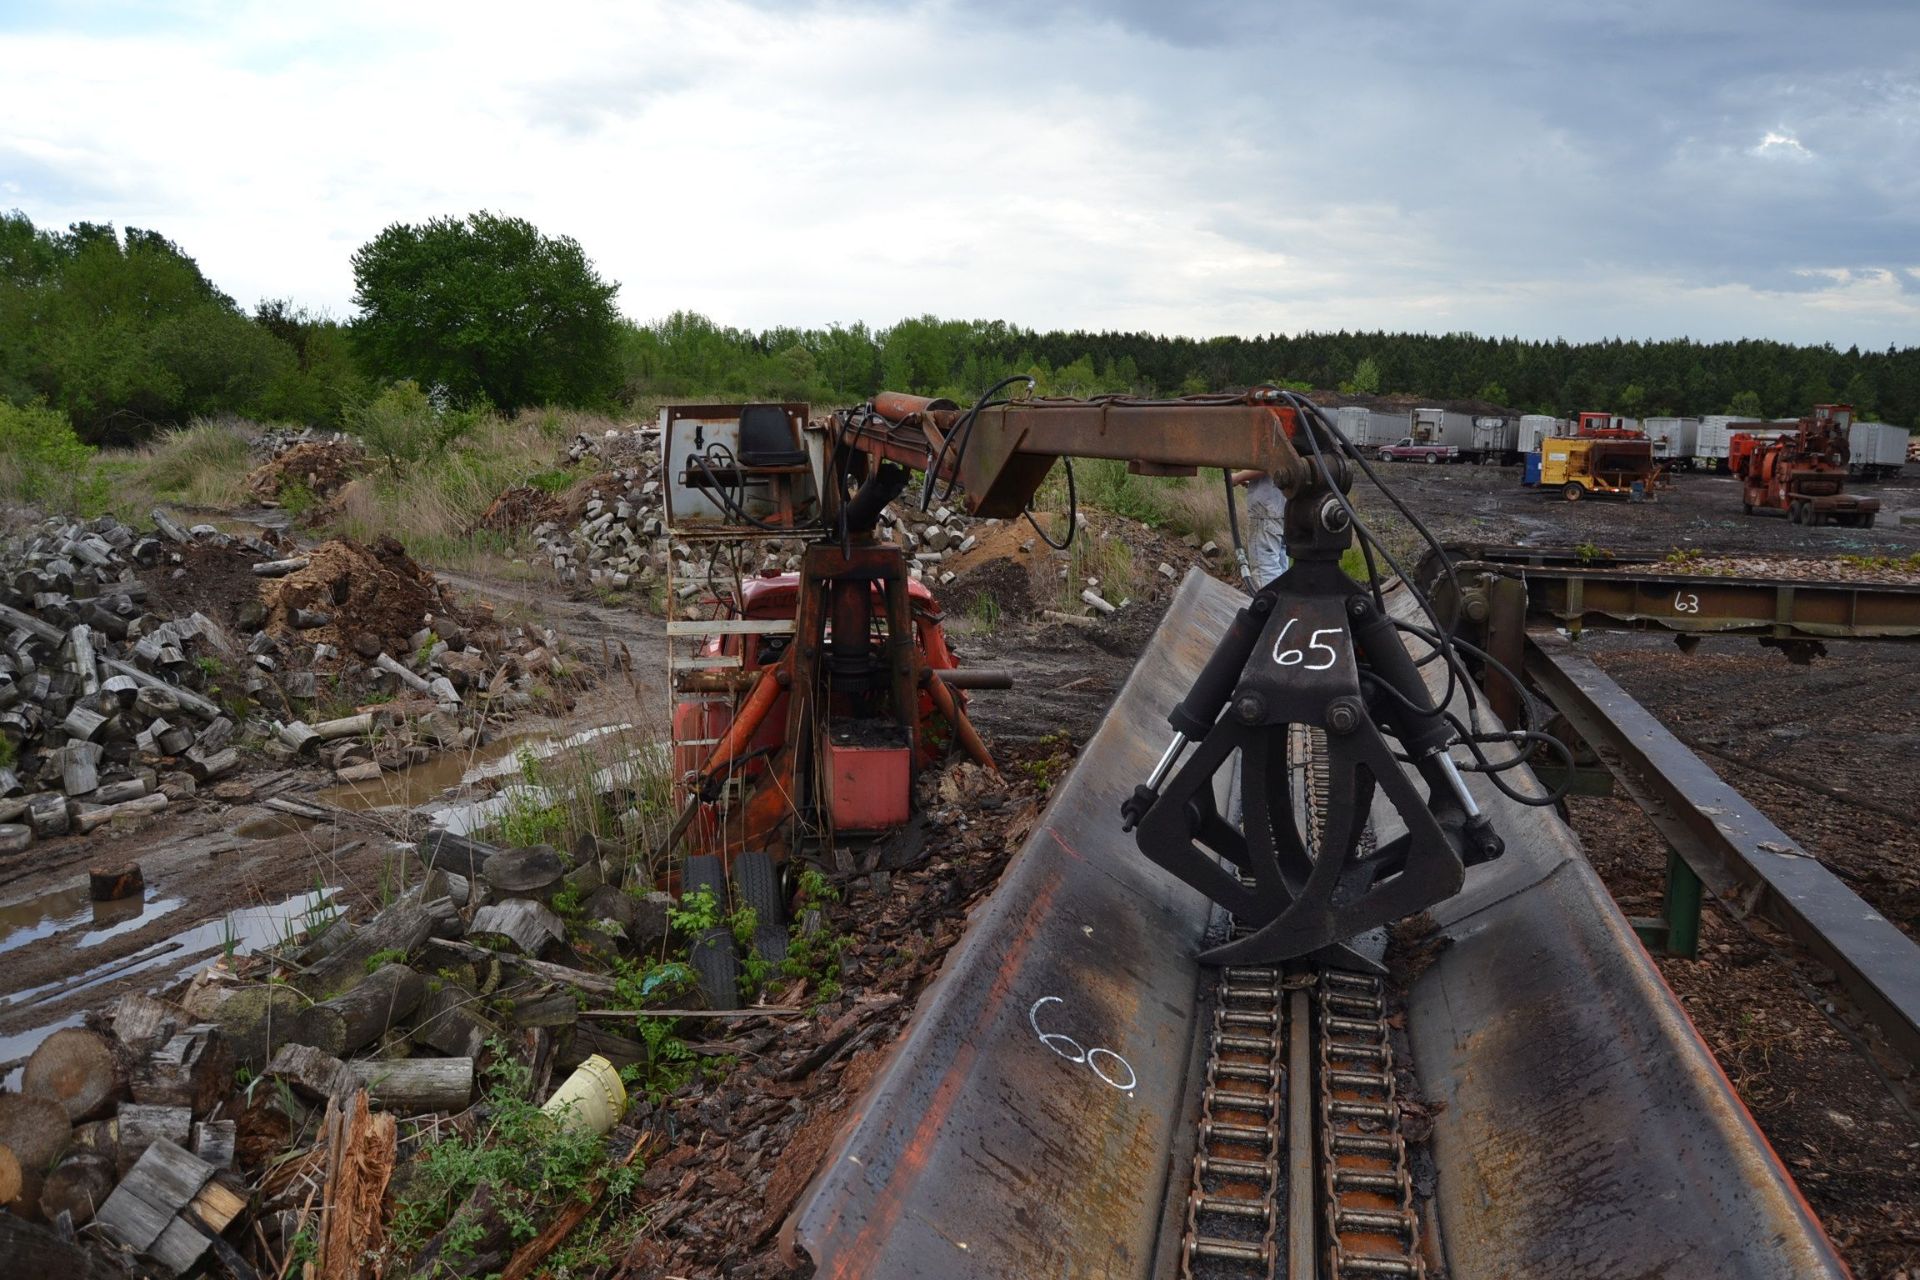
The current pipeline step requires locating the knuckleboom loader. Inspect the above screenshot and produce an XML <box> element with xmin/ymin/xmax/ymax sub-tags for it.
<box><xmin>656</xmin><ymin>388</ymin><xmax>1510</xmax><ymax>1000</ymax></box>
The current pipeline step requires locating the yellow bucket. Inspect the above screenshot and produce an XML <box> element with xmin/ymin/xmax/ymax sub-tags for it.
<box><xmin>541</xmin><ymin>1054</ymin><xmax>627</xmax><ymax>1135</ymax></box>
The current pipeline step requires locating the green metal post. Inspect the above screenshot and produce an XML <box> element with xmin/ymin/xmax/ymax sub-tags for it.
<box><xmin>1663</xmin><ymin>849</ymin><xmax>1703</xmax><ymax>958</ymax></box>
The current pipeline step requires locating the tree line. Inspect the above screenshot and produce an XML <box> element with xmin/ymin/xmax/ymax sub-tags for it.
<box><xmin>4</xmin><ymin>208</ymin><xmax>1917</xmax><ymax>446</ymax></box>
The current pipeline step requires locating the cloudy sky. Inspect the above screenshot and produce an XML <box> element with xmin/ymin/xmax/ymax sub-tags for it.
<box><xmin>2</xmin><ymin>0</ymin><xmax>1916</xmax><ymax>346</ymax></box>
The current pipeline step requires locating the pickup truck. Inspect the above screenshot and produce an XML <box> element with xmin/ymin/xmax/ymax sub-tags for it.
<box><xmin>1376</xmin><ymin>438</ymin><xmax>1462</xmax><ymax>464</ymax></box>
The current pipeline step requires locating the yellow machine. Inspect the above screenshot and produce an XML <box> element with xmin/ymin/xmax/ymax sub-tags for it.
<box><xmin>1538</xmin><ymin>435</ymin><xmax>1657</xmax><ymax>502</ymax></box>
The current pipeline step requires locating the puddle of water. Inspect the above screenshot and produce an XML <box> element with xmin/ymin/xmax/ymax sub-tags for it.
<box><xmin>0</xmin><ymin>885</ymin><xmax>189</xmax><ymax>955</ymax></box>
<box><xmin>2</xmin><ymin>886</ymin><xmax>340</xmax><ymax>1014</ymax></box>
<box><xmin>0</xmin><ymin>883</ymin><xmax>93</xmax><ymax>952</ymax></box>
<box><xmin>77</xmin><ymin>897</ymin><xmax>187</xmax><ymax>949</ymax></box>
<box><xmin>0</xmin><ymin>886</ymin><xmax>338</xmax><ymax>1088</ymax></box>
<box><xmin>316</xmin><ymin>723</ymin><xmax>639</xmax><ymax>813</ymax></box>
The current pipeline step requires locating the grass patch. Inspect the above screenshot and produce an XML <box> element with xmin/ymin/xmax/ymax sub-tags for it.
<box><xmin>385</xmin><ymin>1049</ymin><xmax>642</xmax><ymax>1271</ymax></box>
<box><xmin>1032</xmin><ymin>458</ymin><xmax>1233</xmax><ymax>547</ymax></box>
<box><xmin>111</xmin><ymin>416</ymin><xmax>258</xmax><ymax>511</ymax></box>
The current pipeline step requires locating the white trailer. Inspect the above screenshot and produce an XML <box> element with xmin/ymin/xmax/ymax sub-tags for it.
<box><xmin>1471</xmin><ymin>415</ymin><xmax>1517</xmax><ymax>462</ymax></box>
<box><xmin>1410</xmin><ymin>407</ymin><xmax>1476</xmax><ymax>450</ymax></box>
<box><xmin>1354</xmin><ymin>410</ymin><xmax>1406</xmax><ymax>448</ymax></box>
<box><xmin>1642</xmin><ymin>417</ymin><xmax>1700</xmax><ymax>467</ymax></box>
<box><xmin>1695</xmin><ymin>416</ymin><xmax>1789</xmax><ymax>470</ymax></box>
<box><xmin>1517</xmin><ymin>415</ymin><xmax>1565</xmax><ymax>454</ymax></box>
<box><xmin>1848</xmin><ymin>421</ymin><xmax>1910</xmax><ymax>480</ymax></box>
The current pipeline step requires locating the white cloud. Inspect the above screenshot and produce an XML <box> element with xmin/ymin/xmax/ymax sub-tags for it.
<box><xmin>1751</xmin><ymin>130</ymin><xmax>1814</xmax><ymax>160</ymax></box>
<box><xmin>0</xmin><ymin>0</ymin><xmax>1916</xmax><ymax>347</ymax></box>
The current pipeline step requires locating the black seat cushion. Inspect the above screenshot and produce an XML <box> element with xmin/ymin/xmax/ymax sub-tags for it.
<box><xmin>739</xmin><ymin>405</ymin><xmax>807</xmax><ymax>467</ymax></box>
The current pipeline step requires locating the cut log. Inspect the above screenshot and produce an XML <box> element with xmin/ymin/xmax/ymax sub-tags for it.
<box><xmin>468</xmin><ymin>898</ymin><xmax>564</xmax><ymax>956</ymax></box>
<box><xmin>72</xmin><ymin>793</ymin><xmax>168</xmax><ymax>834</ymax></box>
<box><xmin>251</xmin><ymin>556</ymin><xmax>310</xmax><ymax>577</ymax></box>
<box><xmin>58</xmin><ymin>741</ymin><xmax>102</xmax><ymax>795</ymax></box>
<box><xmin>418</xmin><ymin>828</ymin><xmax>501</xmax><ymax>880</ymax></box>
<box><xmin>39</xmin><ymin>1151</ymin><xmax>115</xmax><ymax>1226</ymax></box>
<box><xmin>209</xmin><ymin>983</ymin><xmax>305</xmax><ymax>1068</ymax></box>
<box><xmin>408</xmin><ymin>984</ymin><xmax>494</xmax><ymax>1059</ymax></box>
<box><xmin>91</xmin><ymin>777</ymin><xmax>151</xmax><ymax>805</ymax></box>
<box><xmin>183</xmin><ymin>745</ymin><xmax>239</xmax><ymax>781</ymax></box>
<box><xmin>152</xmin><ymin>508</ymin><xmax>192</xmax><ymax>544</ymax></box>
<box><xmin>350</xmin><ymin>1058</ymin><xmax>474</xmax><ymax>1114</ymax></box>
<box><xmin>147</xmin><ymin>1176</ymin><xmax>248</xmax><ymax>1277</ymax></box>
<box><xmin>191</xmin><ymin>1119</ymin><xmax>236</xmax><ymax>1170</ymax></box>
<box><xmin>267</xmin><ymin>1042</ymin><xmax>357</xmax><ymax>1101</ymax></box>
<box><xmin>374</xmin><ymin>652</ymin><xmax>433</xmax><ymax>694</ymax></box>
<box><xmin>27</xmin><ymin>792</ymin><xmax>70</xmax><ymax>837</ymax></box>
<box><xmin>114</xmin><ymin>1104</ymin><xmax>192</xmax><ymax>1177</ymax></box>
<box><xmin>67</xmin><ymin>624</ymin><xmax>100</xmax><ymax>695</ymax></box>
<box><xmin>111</xmin><ymin>992</ymin><xmax>191</xmax><ymax>1056</ymax></box>
<box><xmin>131</xmin><ymin>1028</ymin><xmax>234</xmax><ymax>1116</ymax></box>
<box><xmin>0</xmin><ymin>1211</ymin><xmax>134</xmax><ymax>1280</ymax></box>
<box><xmin>69</xmin><ymin>1118</ymin><xmax>119</xmax><ymax>1168</ymax></box>
<box><xmin>433</xmin><ymin>939</ymin><xmax>618</xmax><ymax>997</ymax></box>
<box><xmin>23</xmin><ymin>1027</ymin><xmax>129</xmax><ymax>1121</ymax></box>
<box><xmin>99</xmin><ymin>656</ymin><xmax>221</xmax><ymax>720</ymax></box>
<box><xmin>90</xmin><ymin>862</ymin><xmax>146</xmax><ymax>902</ymax></box>
<box><xmin>481</xmin><ymin>844</ymin><xmax>564</xmax><ymax>899</ymax></box>
<box><xmin>0</xmin><ymin>822</ymin><xmax>29</xmax><ymax>853</ymax></box>
<box><xmin>0</xmin><ymin>1094</ymin><xmax>73</xmax><ymax>1176</ymax></box>
<box><xmin>503</xmin><ymin>991</ymin><xmax>579</xmax><ymax>1030</ymax></box>
<box><xmin>315</xmin><ymin>1092</ymin><xmax>395</xmax><ymax>1280</ymax></box>
<box><xmin>293</xmin><ymin>963</ymin><xmax>428</xmax><ymax>1057</ymax></box>
<box><xmin>559</xmin><ymin>1023</ymin><xmax>646</xmax><ymax>1071</ymax></box>
<box><xmin>312</xmin><ymin>712</ymin><xmax>380</xmax><ymax>741</ymax></box>
<box><xmin>94</xmin><ymin>1138</ymin><xmax>217</xmax><ymax>1269</ymax></box>
<box><xmin>297</xmin><ymin>899</ymin><xmax>433</xmax><ymax>998</ymax></box>
<box><xmin>0</xmin><ymin>1142</ymin><xmax>19</xmax><ymax>1208</ymax></box>
<box><xmin>275</xmin><ymin>720</ymin><xmax>320</xmax><ymax>754</ymax></box>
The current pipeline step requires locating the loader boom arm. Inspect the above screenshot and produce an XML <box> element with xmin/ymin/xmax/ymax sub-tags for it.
<box><xmin>834</xmin><ymin>389</ymin><xmax>1314</xmax><ymax>518</ymax></box>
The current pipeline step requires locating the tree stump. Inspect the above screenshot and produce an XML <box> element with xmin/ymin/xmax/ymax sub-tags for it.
<box><xmin>89</xmin><ymin>863</ymin><xmax>145</xmax><ymax>903</ymax></box>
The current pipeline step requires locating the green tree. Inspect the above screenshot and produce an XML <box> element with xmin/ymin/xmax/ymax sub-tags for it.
<box><xmin>1727</xmin><ymin>389</ymin><xmax>1764</xmax><ymax>417</ymax></box>
<box><xmin>350</xmin><ymin>211</ymin><xmax>621</xmax><ymax>411</ymax></box>
<box><xmin>1347</xmin><ymin>355</ymin><xmax>1382</xmax><ymax>395</ymax></box>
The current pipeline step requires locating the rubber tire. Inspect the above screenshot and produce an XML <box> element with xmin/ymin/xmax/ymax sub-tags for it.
<box><xmin>1563</xmin><ymin>482</ymin><xmax>1584</xmax><ymax>502</ymax></box>
<box><xmin>1424</xmin><ymin>453</ymin><xmax>1438</xmax><ymax>465</ymax></box>
<box><xmin>1862</xmin><ymin>513</ymin><xmax>1877</xmax><ymax>529</ymax></box>
<box><xmin>733</xmin><ymin>851</ymin><xmax>789</xmax><ymax>965</ymax></box>
<box><xmin>1742</xmin><ymin>502</ymin><xmax>1753</xmax><ymax>515</ymax></box>
<box><xmin>1378</xmin><ymin>450</ymin><xmax>1394</xmax><ymax>463</ymax></box>
<box><xmin>1789</xmin><ymin>502</ymin><xmax>1803</xmax><ymax>524</ymax></box>
<box><xmin>682</xmin><ymin>855</ymin><xmax>741</xmax><ymax>1011</ymax></box>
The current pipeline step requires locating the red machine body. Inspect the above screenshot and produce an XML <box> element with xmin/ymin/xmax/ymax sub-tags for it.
<box><xmin>1733</xmin><ymin>404</ymin><xmax>1881</xmax><ymax>527</ymax></box>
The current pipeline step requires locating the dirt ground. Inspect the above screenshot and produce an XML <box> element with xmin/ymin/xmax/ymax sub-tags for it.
<box><xmin>7</xmin><ymin>453</ymin><xmax>1918</xmax><ymax>1274</ymax></box>
<box><xmin>1349</xmin><ymin>457</ymin><xmax>1920</xmax><ymax>561</ymax></box>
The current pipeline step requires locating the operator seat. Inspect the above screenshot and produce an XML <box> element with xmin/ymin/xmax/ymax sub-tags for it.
<box><xmin>738</xmin><ymin>404</ymin><xmax>807</xmax><ymax>468</ymax></box>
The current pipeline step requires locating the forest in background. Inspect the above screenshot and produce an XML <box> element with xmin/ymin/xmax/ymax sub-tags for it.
<box><xmin>5</xmin><ymin>209</ymin><xmax>1917</xmax><ymax>448</ymax></box>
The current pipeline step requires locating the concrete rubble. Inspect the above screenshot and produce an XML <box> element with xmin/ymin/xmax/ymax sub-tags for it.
<box><xmin>0</xmin><ymin>511</ymin><xmax>565</xmax><ymax>857</ymax></box>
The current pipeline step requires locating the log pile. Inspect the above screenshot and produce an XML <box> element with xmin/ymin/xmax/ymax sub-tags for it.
<box><xmin>527</xmin><ymin>422</ymin><xmax>983</xmax><ymax>593</ymax></box>
<box><xmin>0</xmin><ymin>511</ymin><xmax>568</xmax><ymax>842</ymax></box>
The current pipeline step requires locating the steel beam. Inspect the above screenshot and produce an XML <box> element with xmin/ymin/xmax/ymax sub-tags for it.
<box><xmin>1525</xmin><ymin>631</ymin><xmax>1920</xmax><ymax>1062</ymax></box>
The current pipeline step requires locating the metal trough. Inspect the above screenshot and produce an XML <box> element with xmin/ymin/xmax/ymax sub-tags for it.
<box><xmin>786</xmin><ymin>570</ymin><xmax>1848</xmax><ymax>1277</ymax></box>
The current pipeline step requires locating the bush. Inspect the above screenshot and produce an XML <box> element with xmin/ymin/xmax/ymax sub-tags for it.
<box><xmin>350</xmin><ymin>379</ymin><xmax>479</xmax><ymax>473</ymax></box>
<box><xmin>0</xmin><ymin>400</ymin><xmax>107</xmax><ymax>513</ymax></box>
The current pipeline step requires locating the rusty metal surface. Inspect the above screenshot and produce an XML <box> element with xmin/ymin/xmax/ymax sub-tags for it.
<box><xmin>1525</xmin><ymin>630</ymin><xmax>1920</xmax><ymax>1065</ymax></box>
<box><xmin>1389</xmin><ymin>585</ymin><xmax>1849</xmax><ymax>1278</ymax></box>
<box><xmin>785</xmin><ymin>569</ymin><xmax>1237</xmax><ymax>1278</ymax></box>
<box><xmin>1428</xmin><ymin>545</ymin><xmax>1920</xmax><ymax>640</ymax></box>
<box><xmin>789</xmin><ymin>571</ymin><xmax>1851</xmax><ymax>1278</ymax></box>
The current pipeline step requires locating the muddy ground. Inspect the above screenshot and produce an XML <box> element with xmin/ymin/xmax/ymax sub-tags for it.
<box><xmin>5</xmin><ymin>456</ymin><xmax>1918</xmax><ymax>1273</ymax></box>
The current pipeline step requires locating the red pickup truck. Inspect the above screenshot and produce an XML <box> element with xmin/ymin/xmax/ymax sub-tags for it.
<box><xmin>1377</xmin><ymin>438</ymin><xmax>1463</xmax><ymax>464</ymax></box>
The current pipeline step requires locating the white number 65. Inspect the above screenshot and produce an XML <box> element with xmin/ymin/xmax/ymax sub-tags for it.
<box><xmin>1271</xmin><ymin>618</ymin><xmax>1343</xmax><ymax>671</ymax></box>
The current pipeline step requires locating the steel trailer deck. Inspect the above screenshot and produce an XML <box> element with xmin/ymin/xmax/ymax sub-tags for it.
<box><xmin>785</xmin><ymin>570</ymin><xmax>1848</xmax><ymax>1277</ymax></box>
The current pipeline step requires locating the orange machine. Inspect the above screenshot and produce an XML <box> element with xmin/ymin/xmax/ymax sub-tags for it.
<box><xmin>1733</xmin><ymin>404</ymin><xmax>1881</xmax><ymax>527</ymax></box>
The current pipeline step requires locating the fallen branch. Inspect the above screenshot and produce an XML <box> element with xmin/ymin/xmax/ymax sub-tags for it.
<box><xmin>497</xmin><ymin>1132</ymin><xmax>657</xmax><ymax>1280</ymax></box>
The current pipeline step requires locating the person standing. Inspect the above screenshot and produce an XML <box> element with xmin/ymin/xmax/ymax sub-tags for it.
<box><xmin>1232</xmin><ymin>469</ymin><xmax>1290</xmax><ymax>588</ymax></box>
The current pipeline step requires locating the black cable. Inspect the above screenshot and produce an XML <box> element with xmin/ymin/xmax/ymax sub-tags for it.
<box><xmin>1220</xmin><ymin>467</ymin><xmax>1255</xmax><ymax>591</ymax></box>
<box><xmin>690</xmin><ymin>442</ymin><xmax>788</xmax><ymax>532</ymax></box>
<box><xmin>1025</xmin><ymin>456</ymin><xmax>1077</xmax><ymax>550</ymax></box>
<box><xmin>921</xmin><ymin>374</ymin><xmax>1034</xmax><ymax>512</ymax></box>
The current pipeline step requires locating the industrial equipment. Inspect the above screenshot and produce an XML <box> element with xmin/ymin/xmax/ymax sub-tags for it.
<box><xmin>1732</xmin><ymin>403</ymin><xmax>1881</xmax><ymax>527</ymax></box>
<box><xmin>660</xmin><ymin>389</ymin><xmax>1541</xmax><ymax>994</ymax></box>
<box><xmin>1531</xmin><ymin>434</ymin><xmax>1657</xmax><ymax>500</ymax></box>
